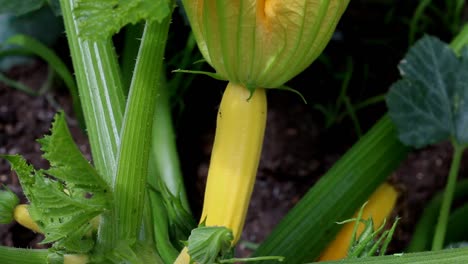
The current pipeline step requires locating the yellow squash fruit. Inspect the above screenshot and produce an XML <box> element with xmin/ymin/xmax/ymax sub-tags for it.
<box><xmin>174</xmin><ymin>247</ymin><xmax>191</xmax><ymax>264</ymax></box>
<box><xmin>177</xmin><ymin>1</ymin><xmax>351</xmax><ymax>262</ymax></box>
<box><xmin>318</xmin><ymin>183</ymin><xmax>398</xmax><ymax>261</ymax></box>
<box><xmin>64</xmin><ymin>254</ymin><xmax>89</xmax><ymax>264</ymax></box>
<box><xmin>200</xmin><ymin>82</ymin><xmax>267</xmax><ymax>243</ymax></box>
<box><xmin>181</xmin><ymin>0</ymin><xmax>350</xmax><ymax>88</ymax></box>
<box><xmin>174</xmin><ymin>82</ymin><xmax>266</xmax><ymax>263</ymax></box>
<box><xmin>13</xmin><ymin>204</ymin><xmax>41</xmax><ymax>233</ymax></box>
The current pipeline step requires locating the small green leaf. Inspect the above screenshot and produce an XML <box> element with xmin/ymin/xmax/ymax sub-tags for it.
<box><xmin>2</xmin><ymin>112</ymin><xmax>110</xmax><ymax>253</ymax></box>
<box><xmin>74</xmin><ymin>0</ymin><xmax>172</xmax><ymax>40</ymax></box>
<box><xmin>187</xmin><ymin>226</ymin><xmax>234</xmax><ymax>264</ymax></box>
<box><xmin>38</xmin><ymin>112</ymin><xmax>108</xmax><ymax>191</ymax></box>
<box><xmin>386</xmin><ymin>35</ymin><xmax>468</xmax><ymax>148</ymax></box>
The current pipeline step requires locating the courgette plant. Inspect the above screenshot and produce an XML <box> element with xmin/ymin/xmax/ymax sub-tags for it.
<box><xmin>1</xmin><ymin>1</ymin><xmax>468</xmax><ymax>264</ymax></box>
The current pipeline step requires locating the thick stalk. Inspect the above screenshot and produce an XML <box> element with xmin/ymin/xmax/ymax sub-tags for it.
<box><xmin>0</xmin><ymin>247</ymin><xmax>48</xmax><ymax>264</ymax></box>
<box><xmin>59</xmin><ymin>0</ymin><xmax>125</xmax><ymax>185</ymax></box>
<box><xmin>450</xmin><ymin>23</ymin><xmax>468</xmax><ymax>55</ymax></box>
<box><xmin>431</xmin><ymin>143</ymin><xmax>465</xmax><ymax>250</ymax></box>
<box><xmin>315</xmin><ymin>247</ymin><xmax>468</xmax><ymax>264</ymax></box>
<box><xmin>59</xmin><ymin>0</ymin><xmax>126</xmax><ymax>252</ymax></box>
<box><xmin>113</xmin><ymin>18</ymin><xmax>171</xmax><ymax>245</ymax></box>
<box><xmin>253</xmin><ymin>115</ymin><xmax>409</xmax><ymax>263</ymax></box>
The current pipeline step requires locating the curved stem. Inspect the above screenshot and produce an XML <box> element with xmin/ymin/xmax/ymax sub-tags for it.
<box><xmin>113</xmin><ymin>17</ymin><xmax>172</xmax><ymax>245</ymax></box>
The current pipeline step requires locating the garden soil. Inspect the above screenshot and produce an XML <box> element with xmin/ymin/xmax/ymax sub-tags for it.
<box><xmin>1</xmin><ymin>1</ymin><xmax>468</xmax><ymax>260</ymax></box>
<box><xmin>0</xmin><ymin>61</ymin><xmax>466</xmax><ymax>257</ymax></box>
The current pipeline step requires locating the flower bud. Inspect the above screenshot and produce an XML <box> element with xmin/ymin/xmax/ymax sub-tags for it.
<box><xmin>182</xmin><ymin>0</ymin><xmax>349</xmax><ymax>88</ymax></box>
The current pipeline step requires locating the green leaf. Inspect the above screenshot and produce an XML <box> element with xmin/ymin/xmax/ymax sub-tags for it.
<box><xmin>0</xmin><ymin>0</ymin><xmax>45</xmax><ymax>16</ymax></box>
<box><xmin>2</xmin><ymin>113</ymin><xmax>110</xmax><ymax>253</ymax></box>
<box><xmin>386</xmin><ymin>35</ymin><xmax>468</xmax><ymax>148</ymax></box>
<box><xmin>74</xmin><ymin>0</ymin><xmax>172</xmax><ymax>40</ymax></box>
<box><xmin>187</xmin><ymin>226</ymin><xmax>234</xmax><ymax>264</ymax></box>
<box><xmin>0</xmin><ymin>187</ymin><xmax>19</xmax><ymax>224</ymax></box>
<box><xmin>102</xmin><ymin>241</ymin><xmax>163</xmax><ymax>264</ymax></box>
<box><xmin>38</xmin><ymin>112</ymin><xmax>108</xmax><ymax>191</ymax></box>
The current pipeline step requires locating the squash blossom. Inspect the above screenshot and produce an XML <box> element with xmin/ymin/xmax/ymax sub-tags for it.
<box><xmin>176</xmin><ymin>1</ymin><xmax>350</xmax><ymax>262</ymax></box>
<box><xmin>182</xmin><ymin>0</ymin><xmax>350</xmax><ymax>89</ymax></box>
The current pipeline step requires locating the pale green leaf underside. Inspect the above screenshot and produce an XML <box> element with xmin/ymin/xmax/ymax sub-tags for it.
<box><xmin>74</xmin><ymin>0</ymin><xmax>172</xmax><ymax>39</ymax></box>
<box><xmin>386</xmin><ymin>36</ymin><xmax>468</xmax><ymax>148</ymax></box>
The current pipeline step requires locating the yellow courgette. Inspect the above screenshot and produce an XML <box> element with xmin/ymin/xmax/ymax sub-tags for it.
<box><xmin>13</xmin><ymin>204</ymin><xmax>41</xmax><ymax>233</ymax></box>
<box><xmin>201</xmin><ymin>82</ymin><xmax>267</xmax><ymax>242</ymax></box>
<box><xmin>174</xmin><ymin>82</ymin><xmax>267</xmax><ymax>263</ymax></box>
<box><xmin>318</xmin><ymin>183</ymin><xmax>398</xmax><ymax>261</ymax></box>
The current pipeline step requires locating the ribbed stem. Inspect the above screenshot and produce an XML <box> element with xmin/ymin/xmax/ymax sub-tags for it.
<box><xmin>0</xmin><ymin>247</ymin><xmax>48</xmax><ymax>264</ymax></box>
<box><xmin>315</xmin><ymin>247</ymin><xmax>468</xmax><ymax>264</ymax></box>
<box><xmin>59</xmin><ymin>0</ymin><xmax>125</xmax><ymax>185</ymax></box>
<box><xmin>113</xmin><ymin>17</ymin><xmax>171</xmax><ymax>245</ymax></box>
<box><xmin>253</xmin><ymin>115</ymin><xmax>409</xmax><ymax>263</ymax></box>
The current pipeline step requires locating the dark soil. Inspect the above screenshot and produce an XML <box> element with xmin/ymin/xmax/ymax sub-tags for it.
<box><xmin>1</xmin><ymin>1</ymin><xmax>468</xmax><ymax>261</ymax></box>
<box><xmin>0</xmin><ymin>61</ymin><xmax>90</xmax><ymax>248</ymax></box>
<box><xmin>0</xmin><ymin>61</ymin><xmax>464</xmax><ymax>257</ymax></box>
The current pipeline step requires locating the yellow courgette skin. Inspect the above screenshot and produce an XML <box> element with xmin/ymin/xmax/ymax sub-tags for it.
<box><xmin>64</xmin><ymin>254</ymin><xmax>89</xmax><ymax>264</ymax></box>
<box><xmin>13</xmin><ymin>204</ymin><xmax>41</xmax><ymax>233</ymax></box>
<box><xmin>318</xmin><ymin>183</ymin><xmax>398</xmax><ymax>261</ymax></box>
<box><xmin>201</xmin><ymin>82</ymin><xmax>267</xmax><ymax>243</ymax></box>
<box><xmin>174</xmin><ymin>247</ymin><xmax>191</xmax><ymax>264</ymax></box>
<box><xmin>174</xmin><ymin>82</ymin><xmax>267</xmax><ymax>264</ymax></box>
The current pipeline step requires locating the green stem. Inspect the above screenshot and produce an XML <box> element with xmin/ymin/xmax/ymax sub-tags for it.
<box><xmin>408</xmin><ymin>0</ymin><xmax>432</xmax><ymax>46</ymax></box>
<box><xmin>0</xmin><ymin>246</ymin><xmax>49</xmax><ymax>264</ymax></box>
<box><xmin>113</xmin><ymin>17</ymin><xmax>172</xmax><ymax>245</ymax></box>
<box><xmin>431</xmin><ymin>143</ymin><xmax>465</xmax><ymax>250</ymax></box>
<box><xmin>149</xmin><ymin>71</ymin><xmax>191</xmax><ymax>212</ymax></box>
<box><xmin>148</xmin><ymin>189</ymin><xmax>179</xmax><ymax>263</ymax></box>
<box><xmin>315</xmin><ymin>247</ymin><xmax>468</xmax><ymax>264</ymax></box>
<box><xmin>0</xmin><ymin>72</ymin><xmax>38</xmax><ymax>96</ymax></box>
<box><xmin>343</xmin><ymin>95</ymin><xmax>362</xmax><ymax>138</ymax></box>
<box><xmin>406</xmin><ymin>178</ymin><xmax>468</xmax><ymax>252</ymax></box>
<box><xmin>59</xmin><ymin>0</ymin><xmax>125</xmax><ymax>185</ymax></box>
<box><xmin>450</xmin><ymin>24</ymin><xmax>468</xmax><ymax>55</ymax></box>
<box><xmin>219</xmin><ymin>256</ymin><xmax>285</xmax><ymax>263</ymax></box>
